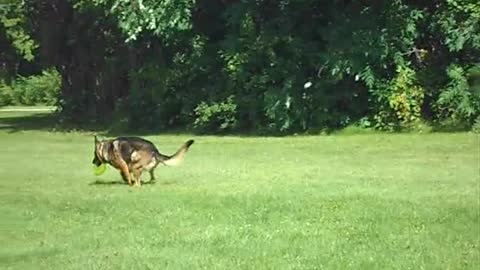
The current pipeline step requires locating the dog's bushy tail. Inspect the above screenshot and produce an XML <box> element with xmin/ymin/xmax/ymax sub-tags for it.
<box><xmin>159</xmin><ymin>139</ymin><xmax>194</xmax><ymax>166</ymax></box>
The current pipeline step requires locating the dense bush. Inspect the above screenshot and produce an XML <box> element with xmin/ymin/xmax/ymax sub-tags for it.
<box><xmin>435</xmin><ymin>64</ymin><xmax>480</xmax><ymax>124</ymax></box>
<box><xmin>0</xmin><ymin>80</ymin><xmax>13</xmax><ymax>106</ymax></box>
<box><xmin>194</xmin><ymin>95</ymin><xmax>237</xmax><ymax>133</ymax></box>
<box><xmin>0</xmin><ymin>68</ymin><xmax>61</xmax><ymax>106</ymax></box>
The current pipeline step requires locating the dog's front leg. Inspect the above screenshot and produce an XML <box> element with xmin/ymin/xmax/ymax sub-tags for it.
<box><xmin>117</xmin><ymin>162</ymin><xmax>133</xmax><ymax>186</ymax></box>
<box><xmin>132</xmin><ymin>169</ymin><xmax>142</xmax><ymax>187</ymax></box>
<box><xmin>149</xmin><ymin>170</ymin><xmax>155</xmax><ymax>181</ymax></box>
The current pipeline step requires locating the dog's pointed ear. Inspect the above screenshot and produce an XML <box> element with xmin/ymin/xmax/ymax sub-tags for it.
<box><xmin>94</xmin><ymin>135</ymin><xmax>99</xmax><ymax>144</ymax></box>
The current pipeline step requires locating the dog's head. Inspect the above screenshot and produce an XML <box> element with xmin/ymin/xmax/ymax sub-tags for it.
<box><xmin>92</xmin><ymin>135</ymin><xmax>104</xmax><ymax>166</ymax></box>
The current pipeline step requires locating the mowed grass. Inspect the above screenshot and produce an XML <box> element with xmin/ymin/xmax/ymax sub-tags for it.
<box><xmin>0</xmin><ymin>111</ymin><xmax>479</xmax><ymax>269</ymax></box>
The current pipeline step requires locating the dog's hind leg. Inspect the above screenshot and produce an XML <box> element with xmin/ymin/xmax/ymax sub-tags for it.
<box><xmin>131</xmin><ymin>162</ymin><xmax>145</xmax><ymax>187</ymax></box>
<box><xmin>110</xmin><ymin>147</ymin><xmax>133</xmax><ymax>186</ymax></box>
<box><xmin>120</xmin><ymin>171</ymin><xmax>129</xmax><ymax>183</ymax></box>
<box><xmin>117</xmin><ymin>161</ymin><xmax>133</xmax><ymax>186</ymax></box>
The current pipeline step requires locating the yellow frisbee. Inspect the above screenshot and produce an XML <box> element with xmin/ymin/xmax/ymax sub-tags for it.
<box><xmin>93</xmin><ymin>163</ymin><xmax>107</xmax><ymax>176</ymax></box>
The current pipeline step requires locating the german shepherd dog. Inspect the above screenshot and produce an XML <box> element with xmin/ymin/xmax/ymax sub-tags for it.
<box><xmin>92</xmin><ymin>136</ymin><xmax>194</xmax><ymax>186</ymax></box>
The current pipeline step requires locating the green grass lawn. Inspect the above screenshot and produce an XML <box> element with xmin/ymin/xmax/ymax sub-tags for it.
<box><xmin>0</xmin><ymin>111</ymin><xmax>479</xmax><ymax>269</ymax></box>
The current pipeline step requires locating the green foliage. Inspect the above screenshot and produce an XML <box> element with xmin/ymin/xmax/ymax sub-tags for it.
<box><xmin>472</xmin><ymin>116</ymin><xmax>480</xmax><ymax>133</ymax></box>
<box><xmin>0</xmin><ymin>68</ymin><xmax>61</xmax><ymax>106</ymax></box>
<box><xmin>435</xmin><ymin>64</ymin><xmax>480</xmax><ymax>125</ymax></box>
<box><xmin>387</xmin><ymin>66</ymin><xmax>425</xmax><ymax>128</ymax></box>
<box><xmin>436</xmin><ymin>0</ymin><xmax>480</xmax><ymax>52</ymax></box>
<box><xmin>0</xmin><ymin>0</ymin><xmax>37</xmax><ymax>61</ymax></box>
<box><xmin>193</xmin><ymin>95</ymin><xmax>237</xmax><ymax>133</ymax></box>
<box><xmin>83</xmin><ymin>0</ymin><xmax>195</xmax><ymax>42</ymax></box>
<box><xmin>3</xmin><ymin>0</ymin><xmax>480</xmax><ymax>133</ymax></box>
<box><xmin>0</xmin><ymin>79</ymin><xmax>13</xmax><ymax>106</ymax></box>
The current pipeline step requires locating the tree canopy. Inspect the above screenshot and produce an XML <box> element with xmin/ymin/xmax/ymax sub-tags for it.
<box><xmin>1</xmin><ymin>0</ymin><xmax>479</xmax><ymax>133</ymax></box>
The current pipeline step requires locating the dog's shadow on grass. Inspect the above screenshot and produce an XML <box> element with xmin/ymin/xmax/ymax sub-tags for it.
<box><xmin>89</xmin><ymin>179</ymin><xmax>177</xmax><ymax>186</ymax></box>
<box><xmin>89</xmin><ymin>180</ymin><xmax>128</xmax><ymax>186</ymax></box>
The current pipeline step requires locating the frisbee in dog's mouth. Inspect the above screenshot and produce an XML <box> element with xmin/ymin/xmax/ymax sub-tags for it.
<box><xmin>93</xmin><ymin>163</ymin><xmax>107</xmax><ymax>176</ymax></box>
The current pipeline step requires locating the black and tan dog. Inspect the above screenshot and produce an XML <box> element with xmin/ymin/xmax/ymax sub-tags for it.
<box><xmin>92</xmin><ymin>136</ymin><xmax>194</xmax><ymax>186</ymax></box>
